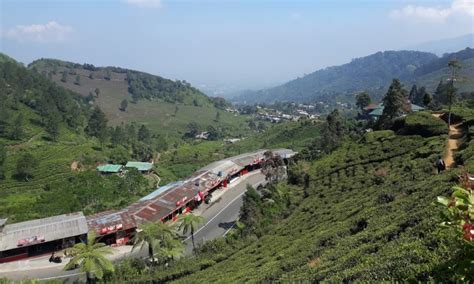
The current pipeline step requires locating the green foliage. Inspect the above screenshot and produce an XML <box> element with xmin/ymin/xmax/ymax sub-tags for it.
<box><xmin>86</xmin><ymin>107</ymin><xmax>108</xmax><ymax>143</ymax></box>
<box><xmin>380</xmin><ymin>79</ymin><xmax>409</xmax><ymax>125</ymax></box>
<box><xmin>74</xmin><ymin>74</ymin><xmax>81</xmax><ymax>86</ymax></box>
<box><xmin>435</xmin><ymin>177</ymin><xmax>474</xmax><ymax>281</ymax></box>
<box><xmin>355</xmin><ymin>92</ymin><xmax>371</xmax><ymax>110</ymax></box>
<box><xmin>64</xmin><ymin>232</ymin><xmax>115</xmax><ymax>282</ymax></box>
<box><xmin>15</xmin><ymin>153</ymin><xmax>38</xmax><ymax>181</ymax></box>
<box><xmin>317</xmin><ymin>109</ymin><xmax>346</xmax><ymax>153</ymax></box>
<box><xmin>132</xmin><ymin>221</ymin><xmax>183</xmax><ymax>263</ymax></box>
<box><xmin>364</xmin><ymin>130</ymin><xmax>395</xmax><ymax>142</ymax></box>
<box><xmin>0</xmin><ymin>145</ymin><xmax>6</xmax><ymax>180</ymax></box>
<box><xmin>178</xmin><ymin>213</ymin><xmax>204</xmax><ymax>252</ymax></box>
<box><xmin>403</xmin><ymin>112</ymin><xmax>448</xmax><ymax>137</ymax></box>
<box><xmin>120</xmin><ymin>99</ymin><xmax>128</xmax><ymax>111</ymax></box>
<box><xmin>127</xmin><ymin>71</ymin><xmax>208</xmax><ymax>104</ymax></box>
<box><xmin>129</xmin><ymin>132</ymin><xmax>454</xmax><ymax>282</ymax></box>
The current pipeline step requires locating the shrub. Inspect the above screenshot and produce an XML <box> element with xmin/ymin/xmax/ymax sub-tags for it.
<box><xmin>403</xmin><ymin>112</ymin><xmax>447</xmax><ymax>137</ymax></box>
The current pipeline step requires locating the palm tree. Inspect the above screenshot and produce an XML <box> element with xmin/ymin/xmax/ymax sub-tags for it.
<box><xmin>132</xmin><ymin>222</ymin><xmax>181</xmax><ymax>264</ymax></box>
<box><xmin>64</xmin><ymin>232</ymin><xmax>115</xmax><ymax>284</ymax></box>
<box><xmin>156</xmin><ymin>238</ymin><xmax>185</xmax><ymax>262</ymax></box>
<box><xmin>178</xmin><ymin>213</ymin><xmax>204</xmax><ymax>252</ymax></box>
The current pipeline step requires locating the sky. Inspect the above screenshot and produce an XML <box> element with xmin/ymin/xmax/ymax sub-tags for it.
<box><xmin>1</xmin><ymin>0</ymin><xmax>473</xmax><ymax>95</ymax></box>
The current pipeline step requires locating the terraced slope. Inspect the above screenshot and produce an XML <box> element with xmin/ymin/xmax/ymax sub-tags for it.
<box><xmin>126</xmin><ymin>127</ymin><xmax>462</xmax><ymax>282</ymax></box>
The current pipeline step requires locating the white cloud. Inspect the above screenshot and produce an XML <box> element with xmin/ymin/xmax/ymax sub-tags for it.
<box><xmin>124</xmin><ymin>0</ymin><xmax>162</xmax><ymax>8</ymax></box>
<box><xmin>3</xmin><ymin>21</ymin><xmax>73</xmax><ymax>43</ymax></box>
<box><xmin>390</xmin><ymin>0</ymin><xmax>474</xmax><ymax>22</ymax></box>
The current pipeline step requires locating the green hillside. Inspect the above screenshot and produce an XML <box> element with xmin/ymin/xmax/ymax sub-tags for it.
<box><xmin>110</xmin><ymin>108</ymin><xmax>474</xmax><ymax>282</ymax></box>
<box><xmin>29</xmin><ymin>58</ymin><xmax>248</xmax><ymax>140</ymax></box>
<box><xmin>415</xmin><ymin>57</ymin><xmax>474</xmax><ymax>94</ymax></box>
<box><xmin>0</xmin><ymin>58</ymin><xmax>317</xmax><ymax>224</ymax></box>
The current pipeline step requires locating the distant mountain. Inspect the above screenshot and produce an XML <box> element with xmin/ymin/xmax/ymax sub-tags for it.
<box><xmin>234</xmin><ymin>48</ymin><xmax>474</xmax><ymax>104</ymax></box>
<box><xmin>406</xmin><ymin>33</ymin><xmax>474</xmax><ymax>56</ymax></box>
<box><xmin>413</xmin><ymin>48</ymin><xmax>474</xmax><ymax>94</ymax></box>
<box><xmin>233</xmin><ymin>51</ymin><xmax>438</xmax><ymax>104</ymax></box>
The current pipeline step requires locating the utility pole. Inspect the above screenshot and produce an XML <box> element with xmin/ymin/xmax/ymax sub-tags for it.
<box><xmin>447</xmin><ymin>58</ymin><xmax>461</xmax><ymax>130</ymax></box>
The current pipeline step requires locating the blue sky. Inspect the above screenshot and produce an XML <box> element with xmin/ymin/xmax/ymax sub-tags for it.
<box><xmin>0</xmin><ymin>0</ymin><xmax>473</xmax><ymax>93</ymax></box>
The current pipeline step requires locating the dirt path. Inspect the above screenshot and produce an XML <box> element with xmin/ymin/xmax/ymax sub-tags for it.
<box><xmin>432</xmin><ymin>113</ymin><xmax>463</xmax><ymax>169</ymax></box>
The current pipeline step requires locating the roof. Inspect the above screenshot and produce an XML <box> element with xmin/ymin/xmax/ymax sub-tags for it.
<box><xmin>97</xmin><ymin>164</ymin><xmax>123</xmax><ymax>173</ymax></box>
<box><xmin>364</xmin><ymin>103</ymin><xmax>381</xmax><ymax>111</ymax></box>
<box><xmin>0</xmin><ymin>212</ymin><xmax>88</xmax><ymax>252</ymax></box>
<box><xmin>273</xmin><ymin>148</ymin><xmax>298</xmax><ymax>159</ymax></box>
<box><xmin>411</xmin><ymin>104</ymin><xmax>425</xmax><ymax>111</ymax></box>
<box><xmin>86</xmin><ymin>210</ymin><xmax>137</xmax><ymax>235</ymax></box>
<box><xmin>139</xmin><ymin>181</ymin><xmax>184</xmax><ymax>201</ymax></box>
<box><xmin>125</xmin><ymin>162</ymin><xmax>153</xmax><ymax>171</ymax></box>
<box><xmin>368</xmin><ymin>103</ymin><xmax>425</xmax><ymax>117</ymax></box>
<box><xmin>369</xmin><ymin>107</ymin><xmax>384</xmax><ymax>117</ymax></box>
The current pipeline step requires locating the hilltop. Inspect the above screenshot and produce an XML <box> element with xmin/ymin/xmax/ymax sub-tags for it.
<box><xmin>28</xmin><ymin>58</ymin><xmax>248</xmax><ymax>140</ymax></box>
<box><xmin>234</xmin><ymin>48</ymin><xmax>474</xmax><ymax>104</ymax></box>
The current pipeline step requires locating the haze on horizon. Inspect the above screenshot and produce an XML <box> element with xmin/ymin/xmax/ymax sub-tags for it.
<box><xmin>1</xmin><ymin>0</ymin><xmax>473</xmax><ymax>95</ymax></box>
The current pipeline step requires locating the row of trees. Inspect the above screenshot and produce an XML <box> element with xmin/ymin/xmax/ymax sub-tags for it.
<box><xmin>355</xmin><ymin>59</ymin><xmax>461</xmax><ymax>130</ymax></box>
<box><xmin>66</xmin><ymin>213</ymin><xmax>204</xmax><ymax>283</ymax></box>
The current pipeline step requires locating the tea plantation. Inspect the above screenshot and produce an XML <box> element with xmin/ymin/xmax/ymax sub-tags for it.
<box><xmin>124</xmin><ymin>127</ymin><xmax>465</xmax><ymax>282</ymax></box>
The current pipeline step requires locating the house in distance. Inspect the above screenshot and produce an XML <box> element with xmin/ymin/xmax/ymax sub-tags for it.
<box><xmin>125</xmin><ymin>161</ymin><xmax>154</xmax><ymax>174</ymax></box>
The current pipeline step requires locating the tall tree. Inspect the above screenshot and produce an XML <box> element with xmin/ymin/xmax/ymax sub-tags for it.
<box><xmin>320</xmin><ymin>109</ymin><xmax>345</xmax><ymax>152</ymax></box>
<box><xmin>86</xmin><ymin>107</ymin><xmax>108</xmax><ymax>143</ymax></box>
<box><xmin>10</xmin><ymin>113</ymin><xmax>24</xmax><ymax>140</ymax></box>
<box><xmin>45</xmin><ymin>114</ymin><xmax>60</xmax><ymax>141</ymax></box>
<box><xmin>355</xmin><ymin>92</ymin><xmax>371</xmax><ymax>111</ymax></box>
<box><xmin>64</xmin><ymin>232</ymin><xmax>114</xmax><ymax>284</ymax></box>
<box><xmin>447</xmin><ymin>59</ymin><xmax>461</xmax><ymax>128</ymax></box>
<box><xmin>408</xmin><ymin>84</ymin><xmax>418</xmax><ymax>103</ymax></box>
<box><xmin>380</xmin><ymin>79</ymin><xmax>409</xmax><ymax>124</ymax></box>
<box><xmin>132</xmin><ymin>222</ymin><xmax>182</xmax><ymax>264</ymax></box>
<box><xmin>61</xmin><ymin>71</ymin><xmax>68</xmax><ymax>83</ymax></box>
<box><xmin>111</xmin><ymin>125</ymin><xmax>126</xmax><ymax>146</ymax></box>
<box><xmin>0</xmin><ymin>145</ymin><xmax>6</xmax><ymax>180</ymax></box>
<box><xmin>186</xmin><ymin>122</ymin><xmax>200</xmax><ymax>138</ymax></box>
<box><xmin>433</xmin><ymin>80</ymin><xmax>449</xmax><ymax>105</ymax></box>
<box><xmin>16</xmin><ymin>153</ymin><xmax>38</xmax><ymax>181</ymax></box>
<box><xmin>120</xmin><ymin>99</ymin><xmax>128</xmax><ymax>112</ymax></box>
<box><xmin>415</xmin><ymin>86</ymin><xmax>428</xmax><ymax>106</ymax></box>
<box><xmin>178</xmin><ymin>213</ymin><xmax>204</xmax><ymax>252</ymax></box>
<box><xmin>138</xmin><ymin>125</ymin><xmax>151</xmax><ymax>142</ymax></box>
<box><xmin>74</xmin><ymin>74</ymin><xmax>81</xmax><ymax>86</ymax></box>
<box><xmin>423</xmin><ymin>91</ymin><xmax>433</xmax><ymax>107</ymax></box>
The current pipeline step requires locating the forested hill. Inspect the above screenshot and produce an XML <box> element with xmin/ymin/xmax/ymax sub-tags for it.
<box><xmin>29</xmin><ymin>58</ymin><xmax>214</xmax><ymax>105</ymax></box>
<box><xmin>27</xmin><ymin>57</ymin><xmax>240</xmax><ymax>138</ymax></box>
<box><xmin>234</xmin><ymin>50</ymin><xmax>437</xmax><ymax>103</ymax></box>
<box><xmin>0</xmin><ymin>59</ymin><xmax>90</xmax><ymax>141</ymax></box>
<box><xmin>233</xmin><ymin>48</ymin><xmax>474</xmax><ymax>104</ymax></box>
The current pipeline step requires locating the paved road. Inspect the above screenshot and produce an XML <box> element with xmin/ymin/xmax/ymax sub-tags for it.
<box><xmin>0</xmin><ymin>171</ymin><xmax>266</xmax><ymax>282</ymax></box>
<box><xmin>183</xmin><ymin>171</ymin><xmax>265</xmax><ymax>254</ymax></box>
